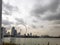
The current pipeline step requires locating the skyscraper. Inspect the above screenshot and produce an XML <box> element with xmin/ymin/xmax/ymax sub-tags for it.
<box><xmin>10</xmin><ymin>27</ymin><xmax>17</xmax><ymax>43</ymax></box>
<box><xmin>30</xmin><ymin>33</ymin><xmax>32</xmax><ymax>36</ymax></box>
<box><xmin>11</xmin><ymin>27</ymin><xmax>17</xmax><ymax>36</ymax></box>
<box><xmin>3</xmin><ymin>27</ymin><xmax>7</xmax><ymax>36</ymax></box>
<box><xmin>1</xmin><ymin>27</ymin><xmax>7</xmax><ymax>38</ymax></box>
<box><xmin>1</xmin><ymin>27</ymin><xmax>7</xmax><ymax>43</ymax></box>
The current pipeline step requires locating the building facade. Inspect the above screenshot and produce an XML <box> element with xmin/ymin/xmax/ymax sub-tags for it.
<box><xmin>11</xmin><ymin>27</ymin><xmax>17</xmax><ymax>36</ymax></box>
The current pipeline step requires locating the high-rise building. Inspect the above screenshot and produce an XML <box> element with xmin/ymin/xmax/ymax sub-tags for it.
<box><xmin>30</xmin><ymin>33</ymin><xmax>32</xmax><ymax>36</ymax></box>
<box><xmin>10</xmin><ymin>27</ymin><xmax>17</xmax><ymax>43</ymax></box>
<box><xmin>3</xmin><ymin>27</ymin><xmax>7</xmax><ymax>36</ymax></box>
<box><xmin>11</xmin><ymin>27</ymin><xmax>17</xmax><ymax>36</ymax></box>
<box><xmin>1</xmin><ymin>27</ymin><xmax>7</xmax><ymax>44</ymax></box>
<box><xmin>1</xmin><ymin>27</ymin><xmax>7</xmax><ymax>37</ymax></box>
<box><xmin>14</xmin><ymin>30</ymin><xmax>17</xmax><ymax>36</ymax></box>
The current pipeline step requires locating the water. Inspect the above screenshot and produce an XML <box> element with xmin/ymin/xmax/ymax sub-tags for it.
<box><xmin>3</xmin><ymin>38</ymin><xmax>60</xmax><ymax>45</ymax></box>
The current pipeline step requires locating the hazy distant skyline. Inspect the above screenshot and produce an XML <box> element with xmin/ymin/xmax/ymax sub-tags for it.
<box><xmin>2</xmin><ymin>0</ymin><xmax>60</xmax><ymax>36</ymax></box>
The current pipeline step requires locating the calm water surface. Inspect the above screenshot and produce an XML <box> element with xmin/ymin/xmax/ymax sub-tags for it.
<box><xmin>3</xmin><ymin>38</ymin><xmax>60</xmax><ymax>45</ymax></box>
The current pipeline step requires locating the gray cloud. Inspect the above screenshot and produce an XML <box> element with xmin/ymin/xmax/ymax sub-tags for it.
<box><xmin>2</xmin><ymin>1</ymin><xmax>18</xmax><ymax>15</ymax></box>
<box><xmin>31</xmin><ymin>0</ymin><xmax>60</xmax><ymax>19</ymax></box>
<box><xmin>2</xmin><ymin>20</ymin><xmax>13</xmax><ymax>25</ymax></box>
<box><xmin>31</xmin><ymin>24</ymin><xmax>44</xmax><ymax>28</ymax></box>
<box><xmin>51</xmin><ymin>20</ymin><xmax>60</xmax><ymax>25</ymax></box>
<box><xmin>54</xmin><ymin>26</ymin><xmax>60</xmax><ymax>29</ymax></box>
<box><xmin>43</xmin><ymin>13</ymin><xmax>60</xmax><ymax>21</ymax></box>
<box><xmin>50</xmin><ymin>25</ymin><xmax>60</xmax><ymax>30</ymax></box>
<box><xmin>32</xmin><ymin>19</ymin><xmax>38</xmax><ymax>23</ymax></box>
<box><xmin>31</xmin><ymin>24</ymin><xmax>37</xmax><ymax>28</ymax></box>
<box><xmin>15</xmin><ymin>18</ymin><xmax>26</xmax><ymax>25</ymax></box>
<box><xmin>40</xmin><ymin>25</ymin><xmax>44</xmax><ymax>28</ymax></box>
<box><xmin>3</xmin><ymin>10</ymin><xmax>11</xmax><ymax>15</ymax></box>
<box><xmin>53</xmin><ymin>21</ymin><xmax>60</xmax><ymax>24</ymax></box>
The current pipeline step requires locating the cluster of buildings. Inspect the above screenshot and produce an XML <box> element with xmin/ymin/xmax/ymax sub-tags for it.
<box><xmin>11</xmin><ymin>27</ymin><xmax>33</xmax><ymax>36</ymax></box>
<box><xmin>11</xmin><ymin>27</ymin><xmax>20</xmax><ymax>36</ymax></box>
<box><xmin>1</xmin><ymin>27</ymin><xmax>33</xmax><ymax>37</ymax></box>
<box><xmin>1</xmin><ymin>27</ymin><xmax>9</xmax><ymax>36</ymax></box>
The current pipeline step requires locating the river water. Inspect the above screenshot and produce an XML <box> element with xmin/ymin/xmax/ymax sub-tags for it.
<box><xmin>3</xmin><ymin>38</ymin><xmax>60</xmax><ymax>45</ymax></box>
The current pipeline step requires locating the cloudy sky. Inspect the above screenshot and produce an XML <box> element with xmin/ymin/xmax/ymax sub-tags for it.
<box><xmin>2</xmin><ymin>0</ymin><xmax>60</xmax><ymax>36</ymax></box>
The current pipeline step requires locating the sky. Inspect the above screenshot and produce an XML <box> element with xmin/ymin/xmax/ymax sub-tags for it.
<box><xmin>2</xmin><ymin>0</ymin><xmax>60</xmax><ymax>36</ymax></box>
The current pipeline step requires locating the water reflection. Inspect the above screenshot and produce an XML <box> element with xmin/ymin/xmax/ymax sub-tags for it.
<box><xmin>10</xmin><ymin>37</ymin><xmax>16</xmax><ymax>44</ymax></box>
<box><xmin>3</xmin><ymin>38</ymin><xmax>60</xmax><ymax>45</ymax></box>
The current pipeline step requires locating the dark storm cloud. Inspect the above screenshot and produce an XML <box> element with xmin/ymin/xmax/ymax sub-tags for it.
<box><xmin>2</xmin><ymin>20</ymin><xmax>13</xmax><ymax>25</ymax></box>
<box><xmin>31</xmin><ymin>0</ymin><xmax>60</xmax><ymax>19</ymax></box>
<box><xmin>2</xmin><ymin>2</ymin><xmax>18</xmax><ymax>15</ymax></box>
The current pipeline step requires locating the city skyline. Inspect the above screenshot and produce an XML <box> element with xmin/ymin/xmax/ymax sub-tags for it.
<box><xmin>2</xmin><ymin>0</ymin><xmax>60</xmax><ymax>36</ymax></box>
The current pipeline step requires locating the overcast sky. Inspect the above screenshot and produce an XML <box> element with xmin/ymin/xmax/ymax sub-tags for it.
<box><xmin>2</xmin><ymin>0</ymin><xmax>60</xmax><ymax>36</ymax></box>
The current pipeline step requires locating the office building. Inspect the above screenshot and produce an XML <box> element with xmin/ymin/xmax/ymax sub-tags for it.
<box><xmin>11</xmin><ymin>27</ymin><xmax>17</xmax><ymax>36</ymax></box>
<box><xmin>30</xmin><ymin>33</ymin><xmax>32</xmax><ymax>36</ymax></box>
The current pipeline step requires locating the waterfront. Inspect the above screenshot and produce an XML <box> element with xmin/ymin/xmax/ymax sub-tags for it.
<box><xmin>3</xmin><ymin>38</ymin><xmax>60</xmax><ymax>45</ymax></box>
